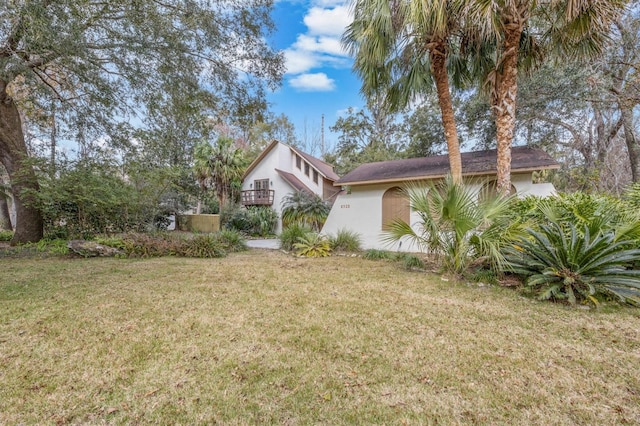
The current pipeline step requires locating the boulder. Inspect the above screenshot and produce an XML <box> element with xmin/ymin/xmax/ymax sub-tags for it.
<box><xmin>67</xmin><ymin>240</ymin><xmax>124</xmax><ymax>257</ymax></box>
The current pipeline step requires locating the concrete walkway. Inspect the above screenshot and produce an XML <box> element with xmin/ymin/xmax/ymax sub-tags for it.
<box><xmin>246</xmin><ymin>239</ymin><xmax>280</xmax><ymax>249</ymax></box>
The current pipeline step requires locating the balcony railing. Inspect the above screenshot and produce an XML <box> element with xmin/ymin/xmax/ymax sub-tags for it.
<box><xmin>240</xmin><ymin>189</ymin><xmax>274</xmax><ymax>206</ymax></box>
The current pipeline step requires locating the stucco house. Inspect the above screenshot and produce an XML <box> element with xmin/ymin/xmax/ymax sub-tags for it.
<box><xmin>321</xmin><ymin>146</ymin><xmax>560</xmax><ymax>251</ymax></box>
<box><xmin>241</xmin><ymin>140</ymin><xmax>340</xmax><ymax>232</ymax></box>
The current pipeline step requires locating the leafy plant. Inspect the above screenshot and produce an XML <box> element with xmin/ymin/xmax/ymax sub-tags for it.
<box><xmin>505</xmin><ymin>222</ymin><xmax>640</xmax><ymax>306</ymax></box>
<box><xmin>281</xmin><ymin>191</ymin><xmax>330</xmax><ymax>232</ymax></box>
<box><xmin>399</xmin><ymin>254</ymin><xmax>425</xmax><ymax>270</ymax></box>
<box><xmin>363</xmin><ymin>249</ymin><xmax>395</xmax><ymax>260</ymax></box>
<box><xmin>294</xmin><ymin>232</ymin><xmax>331</xmax><ymax>257</ymax></box>
<box><xmin>280</xmin><ymin>223</ymin><xmax>313</xmax><ymax>251</ymax></box>
<box><xmin>0</xmin><ymin>230</ymin><xmax>13</xmax><ymax>242</ymax></box>
<box><xmin>384</xmin><ymin>176</ymin><xmax>521</xmax><ymax>275</ymax></box>
<box><xmin>221</xmin><ymin>204</ymin><xmax>277</xmax><ymax>237</ymax></box>
<box><xmin>182</xmin><ymin>235</ymin><xmax>227</xmax><ymax>258</ymax></box>
<box><xmin>328</xmin><ymin>229</ymin><xmax>362</xmax><ymax>252</ymax></box>
<box><xmin>215</xmin><ymin>229</ymin><xmax>248</xmax><ymax>252</ymax></box>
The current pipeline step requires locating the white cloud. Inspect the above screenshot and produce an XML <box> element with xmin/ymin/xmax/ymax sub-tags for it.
<box><xmin>304</xmin><ymin>6</ymin><xmax>351</xmax><ymax>36</ymax></box>
<box><xmin>283</xmin><ymin>4</ymin><xmax>352</xmax><ymax>77</ymax></box>
<box><xmin>289</xmin><ymin>73</ymin><xmax>336</xmax><ymax>91</ymax></box>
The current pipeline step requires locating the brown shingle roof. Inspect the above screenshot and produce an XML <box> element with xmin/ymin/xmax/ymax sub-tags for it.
<box><xmin>275</xmin><ymin>169</ymin><xmax>313</xmax><ymax>193</ymax></box>
<box><xmin>335</xmin><ymin>146</ymin><xmax>559</xmax><ymax>186</ymax></box>
<box><xmin>290</xmin><ymin>146</ymin><xmax>340</xmax><ymax>181</ymax></box>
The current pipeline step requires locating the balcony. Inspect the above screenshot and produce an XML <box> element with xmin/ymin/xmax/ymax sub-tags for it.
<box><xmin>241</xmin><ymin>189</ymin><xmax>274</xmax><ymax>206</ymax></box>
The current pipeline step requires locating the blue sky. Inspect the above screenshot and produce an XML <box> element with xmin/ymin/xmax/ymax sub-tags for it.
<box><xmin>267</xmin><ymin>0</ymin><xmax>362</xmax><ymax>155</ymax></box>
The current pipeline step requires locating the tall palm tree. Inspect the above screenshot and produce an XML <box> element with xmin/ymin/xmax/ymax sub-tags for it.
<box><xmin>465</xmin><ymin>0</ymin><xmax>626</xmax><ymax>194</ymax></box>
<box><xmin>344</xmin><ymin>0</ymin><xmax>464</xmax><ymax>182</ymax></box>
<box><xmin>209</xmin><ymin>137</ymin><xmax>245</xmax><ymax>208</ymax></box>
<box><xmin>193</xmin><ymin>141</ymin><xmax>214</xmax><ymax>214</ymax></box>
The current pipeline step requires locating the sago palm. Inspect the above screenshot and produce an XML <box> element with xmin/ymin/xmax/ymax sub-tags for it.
<box><xmin>344</xmin><ymin>0</ymin><xmax>464</xmax><ymax>182</ymax></box>
<box><xmin>383</xmin><ymin>176</ymin><xmax>520</xmax><ymax>274</ymax></box>
<box><xmin>505</xmin><ymin>222</ymin><xmax>640</xmax><ymax>306</ymax></box>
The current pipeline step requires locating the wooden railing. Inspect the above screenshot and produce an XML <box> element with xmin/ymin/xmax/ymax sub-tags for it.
<box><xmin>240</xmin><ymin>190</ymin><xmax>274</xmax><ymax>206</ymax></box>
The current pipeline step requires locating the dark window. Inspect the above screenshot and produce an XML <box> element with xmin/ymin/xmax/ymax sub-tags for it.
<box><xmin>313</xmin><ymin>170</ymin><xmax>318</xmax><ymax>184</ymax></box>
<box><xmin>304</xmin><ymin>162</ymin><xmax>310</xmax><ymax>176</ymax></box>
<box><xmin>296</xmin><ymin>155</ymin><xmax>301</xmax><ymax>169</ymax></box>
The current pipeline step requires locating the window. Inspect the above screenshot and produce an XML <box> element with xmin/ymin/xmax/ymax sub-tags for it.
<box><xmin>304</xmin><ymin>162</ymin><xmax>310</xmax><ymax>176</ymax></box>
<box><xmin>313</xmin><ymin>170</ymin><xmax>318</xmax><ymax>184</ymax></box>
<box><xmin>381</xmin><ymin>187</ymin><xmax>410</xmax><ymax>230</ymax></box>
<box><xmin>296</xmin><ymin>155</ymin><xmax>301</xmax><ymax>169</ymax></box>
<box><xmin>254</xmin><ymin>179</ymin><xmax>270</xmax><ymax>203</ymax></box>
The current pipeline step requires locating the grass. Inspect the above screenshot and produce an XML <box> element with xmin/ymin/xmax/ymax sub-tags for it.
<box><xmin>1</xmin><ymin>251</ymin><xmax>640</xmax><ymax>424</ymax></box>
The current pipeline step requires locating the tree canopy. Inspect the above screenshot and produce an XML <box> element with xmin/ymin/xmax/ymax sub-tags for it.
<box><xmin>0</xmin><ymin>0</ymin><xmax>284</xmax><ymax>243</ymax></box>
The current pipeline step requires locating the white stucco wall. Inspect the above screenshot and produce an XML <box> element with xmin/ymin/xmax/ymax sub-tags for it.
<box><xmin>321</xmin><ymin>173</ymin><xmax>556</xmax><ymax>252</ymax></box>
<box><xmin>241</xmin><ymin>142</ymin><xmax>327</xmax><ymax>233</ymax></box>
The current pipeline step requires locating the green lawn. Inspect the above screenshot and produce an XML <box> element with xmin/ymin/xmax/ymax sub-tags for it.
<box><xmin>1</xmin><ymin>250</ymin><xmax>639</xmax><ymax>424</ymax></box>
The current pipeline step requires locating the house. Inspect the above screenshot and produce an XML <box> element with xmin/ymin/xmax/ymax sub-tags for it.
<box><xmin>321</xmin><ymin>146</ymin><xmax>560</xmax><ymax>251</ymax></box>
<box><xmin>241</xmin><ymin>140</ymin><xmax>340</xmax><ymax>232</ymax></box>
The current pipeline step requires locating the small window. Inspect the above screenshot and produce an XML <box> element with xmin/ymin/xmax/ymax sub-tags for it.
<box><xmin>296</xmin><ymin>155</ymin><xmax>301</xmax><ymax>169</ymax></box>
<box><xmin>313</xmin><ymin>170</ymin><xmax>318</xmax><ymax>184</ymax></box>
<box><xmin>304</xmin><ymin>162</ymin><xmax>310</xmax><ymax>176</ymax></box>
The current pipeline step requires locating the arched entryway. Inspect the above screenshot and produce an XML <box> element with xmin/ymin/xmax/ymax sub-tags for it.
<box><xmin>381</xmin><ymin>187</ymin><xmax>410</xmax><ymax>230</ymax></box>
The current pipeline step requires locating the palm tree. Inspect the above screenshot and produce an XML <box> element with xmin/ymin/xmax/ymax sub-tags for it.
<box><xmin>344</xmin><ymin>0</ymin><xmax>464</xmax><ymax>182</ymax></box>
<box><xmin>193</xmin><ymin>141</ymin><xmax>213</xmax><ymax>214</ymax></box>
<box><xmin>465</xmin><ymin>0</ymin><xmax>625</xmax><ymax>194</ymax></box>
<box><xmin>383</xmin><ymin>176</ymin><xmax>521</xmax><ymax>274</ymax></box>
<box><xmin>209</xmin><ymin>137</ymin><xmax>245</xmax><ymax>208</ymax></box>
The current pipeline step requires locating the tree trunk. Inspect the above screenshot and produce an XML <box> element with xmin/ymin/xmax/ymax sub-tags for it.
<box><xmin>494</xmin><ymin>22</ymin><xmax>522</xmax><ymax>195</ymax></box>
<box><xmin>0</xmin><ymin>191</ymin><xmax>11</xmax><ymax>230</ymax></box>
<box><xmin>620</xmin><ymin>104</ymin><xmax>640</xmax><ymax>182</ymax></box>
<box><xmin>0</xmin><ymin>81</ymin><xmax>44</xmax><ymax>244</ymax></box>
<box><xmin>430</xmin><ymin>42</ymin><xmax>462</xmax><ymax>183</ymax></box>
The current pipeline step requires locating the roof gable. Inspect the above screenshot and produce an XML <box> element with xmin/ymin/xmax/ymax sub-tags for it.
<box><xmin>241</xmin><ymin>140</ymin><xmax>280</xmax><ymax>181</ymax></box>
<box><xmin>336</xmin><ymin>147</ymin><xmax>559</xmax><ymax>186</ymax></box>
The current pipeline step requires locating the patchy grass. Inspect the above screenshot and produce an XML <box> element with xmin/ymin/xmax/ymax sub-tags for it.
<box><xmin>1</xmin><ymin>251</ymin><xmax>639</xmax><ymax>424</ymax></box>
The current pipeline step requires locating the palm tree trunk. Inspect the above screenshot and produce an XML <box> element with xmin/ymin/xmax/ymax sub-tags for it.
<box><xmin>0</xmin><ymin>81</ymin><xmax>43</xmax><ymax>243</ymax></box>
<box><xmin>430</xmin><ymin>42</ymin><xmax>462</xmax><ymax>183</ymax></box>
<box><xmin>494</xmin><ymin>22</ymin><xmax>522</xmax><ymax>195</ymax></box>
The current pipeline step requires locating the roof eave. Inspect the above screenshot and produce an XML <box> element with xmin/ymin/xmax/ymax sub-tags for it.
<box><xmin>334</xmin><ymin>164</ymin><xmax>560</xmax><ymax>187</ymax></box>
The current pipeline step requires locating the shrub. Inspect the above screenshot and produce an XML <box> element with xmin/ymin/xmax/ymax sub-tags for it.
<box><xmin>182</xmin><ymin>235</ymin><xmax>227</xmax><ymax>258</ymax></box>
<box><xmin>221</xmin><ymin>204</ymin><xmax>277</xmax><ymax>237</ymax></box>
<box><xmin>215</xmin><ymin>229</ymin><xmax>248</xmax><ymax>252</ymax></box>
<box><xmin>363</xmin><ymin>249</ymin><xmax>395</xmax><ymax>260</ymax></box>
<box><xmin>328</xmin><ymin>229</ymin><xmax>362</xmax><ymax>252</ymax></box>
<box><xmin>118</xmin><ymin>233</ymin><xmax>184</xmax><ymax>258</ymax></box>
<box><xmin>281</xmin><ymin>191</ymin><xmax>330</xmax><ymax>232</ymax></box>
<box><xmin>399</xmin><ymin>254</ymin><xmax>425</xmax><ymax>270</ymax></box>
<box><xmin>294</xmin><ymin>232</ymin><xmax>331</xmax><ymax>257</ymax></box>
<box><xmin>384</xmin><ymin>176</ymin><xmax>521</xmax><ymax>275</ymax></box>
<box><xmin>247</xmin><ymin>206</ymin><xmax>278</xmax><ymax>237</ymax></box>
<box><xmin>505</xmin><ymin>222</ymin><xmax>640</xmax><ymax>306</ymax></box>
<box><xmin>280</xmin><ymin>223</ymin><xmax>312</xmax><ymax>251</ymax></box>
<box><xmin>0</xmin><ymin>230</ymin><xmax>13</xmax><ymax>242</ymax></box>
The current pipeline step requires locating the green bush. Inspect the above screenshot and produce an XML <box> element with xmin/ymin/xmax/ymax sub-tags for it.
<box><xmin>215</xmin><ymin>229</ymin><xmax>248</xmax><ymax>252</ymax></box>
<box><xmin>328</xmin><ymin>229</ymin><xmax>362</xmax><ymax>252</ymax></box>
<box><xmin>385</xmin><ymin>177</ymin><xmax>520</xmax><ymax>275</ymax></box>
<box><xmin>221</xmin><ymin>204</ymin><xmax>277</xmax><ymax>237</ymax></box>
<box><xmin>0</xmin><ymin>230</ymin><xmax>13</xmax><ymax>242</ymax></box>
<box><xmin>294</xmin><ymin>232</ymin><xmax>331</xmax><ymax>257</ymax></box>
<box><xmin>505</xmin><ymin>222</ymin><xmax>640</xmax><ymax>306</ymax></box>
<box><xmin>363</xmin><ymin>249</ymin><xmax>395</xmax><ymax>260</ymax></box>
<box><xmin>182</xmin><ymin>235</ymin><xmax>227</xmax><ymax>258</ymax></box>
<box><xmin>280</xmin><ymin>223</ymin><xmax>313</xmax><ymax>251</ymax></box>
<box><xmin>398</xmin><ymin>254</ymin><xmax>425</xmax><ymax>270</ymax></box>
<box><xmin>281</xmin><ymin>191</ymin><xmax>330</xmax><ymax>232</ymax></box>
